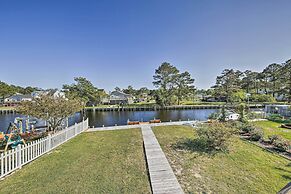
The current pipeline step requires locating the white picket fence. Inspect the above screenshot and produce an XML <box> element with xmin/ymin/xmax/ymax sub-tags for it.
<box><xmin>0</xmin><ymin>118</ymin><xmax>89</xmax><ymax>178</ymax></box>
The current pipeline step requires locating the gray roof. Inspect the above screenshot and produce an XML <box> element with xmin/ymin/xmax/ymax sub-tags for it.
<box><xmin>6</xmin><ymin>94</ymin><xmax>32</xmax><ymax>101</ymax></box>
<box><xmin>110</xmin><ymin>91</ymin><xmax>133</xmax><ymax>100</ymax></box>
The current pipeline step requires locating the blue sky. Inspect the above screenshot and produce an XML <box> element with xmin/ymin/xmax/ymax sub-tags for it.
<box><xmin>1</xmin><ymin>0</ymin><xmax>291</xmax><ymax>91</ymax></box>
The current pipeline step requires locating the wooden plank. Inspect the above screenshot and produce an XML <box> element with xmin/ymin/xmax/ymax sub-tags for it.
<box><xmin>141</xmin><ymin>126</ymin><xmax>184</xmax><ymax>194</ymax></box>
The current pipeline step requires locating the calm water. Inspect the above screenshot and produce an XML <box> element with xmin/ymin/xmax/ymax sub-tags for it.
<box><xmin>0</xmin><ymin>112</ymin><xmax>83</xmax><ymax>132</ymax></box>
<box><xmin>87</xmin><ymin>109</ymin><xmax>217</xmax><ymax>127</ymax></box>
<box><xmin>0</xmin><ymin>109</ymin><xmax>217</xmax><ymax>131</ymax></box>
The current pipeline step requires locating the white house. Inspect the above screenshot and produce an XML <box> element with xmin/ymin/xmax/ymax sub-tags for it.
<box><xmin>4</xmin><ymin>94</ymin><xmax>32</xmax><ymax>103</ymax></box>
<box><xmin>31</xmin><ymin>89</ymin><xmax>65</xmax><ymax>99</ymax></box>
<box><xmin>31</xmin><ymin>91</ymin><xmax>47</xmax><ymax>98</ymax></box>
<box><xmin>48</xmin><ymin>89</ymin><xmax>65</xmax><ymax>98</ymax></box>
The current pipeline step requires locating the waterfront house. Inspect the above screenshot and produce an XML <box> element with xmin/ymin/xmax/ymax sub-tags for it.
<box><xmin>265</xmin><ymin>104</ymin><xmax>291</xmax><ymax>117</ymax></box>
<box><xmin>257</xmin><ymin>88</ymin><xmax>286</xmax><ymax>101</ymax></box>
<box><xmin>109</xmin><ymin>91</ymin><xmax>134</xmax><ymax>105</ymax></box>
<box><xmin>4</xmin><ymin>94</ymin><xmax>32</xmax><ymax>104</ymax></box>
<box><xmin>31</xmin><ymin>89</ymin><xmax>65</xmax><ymax>99</ymax></box>
<box><xmin>31</xmin><ymin>91</ymin><xmax>47</xmax><ymax>98</ymax></box>
<box><xmin>47</xmin><ymin>89</ymin><xmax>65</xmax><ymax>98</ymax></box>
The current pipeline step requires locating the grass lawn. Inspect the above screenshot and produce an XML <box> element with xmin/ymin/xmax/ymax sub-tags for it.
<box><xmin>0</xmin><ymin>129</ymin><xmax>151</xmax><ymax>194</ymax></box>
<box><xmin>254</xmin><ymin>120</ymin><xmax>291</xmax><ymax>140</ymax></box>
<box><xmin>0</xmin><ymin>106</ymin><xmax>15</xmax><ymax>110</ymax></box>
<box><xmin>153</xmin><ymin>125</ymin><xmax>291</xmax><ymax>194</ymax></box>
<box><xmin>180</xmin><ymin>101</ymin><xmax>226</xmax><ymax>106</ymax></box>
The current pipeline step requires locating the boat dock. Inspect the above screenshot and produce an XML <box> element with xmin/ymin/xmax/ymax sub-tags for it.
<box><xmin>0</xmin><ymin>109</ymin><xmax>16</xmax><ymax>114</ymax></box>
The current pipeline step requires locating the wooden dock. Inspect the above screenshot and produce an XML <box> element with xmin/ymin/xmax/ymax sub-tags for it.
<box><xmin>0</xmin><ymin>109</ymin><xmax>16</xmax><ymax>114</ymax></box>
<box><xmin>141</xmin><ymin>126</ymin><xmax>184</xmax><ymax>194</ymax></box>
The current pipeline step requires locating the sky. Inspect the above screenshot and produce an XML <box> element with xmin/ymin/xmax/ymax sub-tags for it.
<box><xmin>0</xmin><ymin>0</ymin><xmax>291</xmax><ymax>91</ymax></box>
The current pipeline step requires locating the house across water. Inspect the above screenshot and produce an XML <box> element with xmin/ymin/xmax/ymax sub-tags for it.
<box><xmin>107</xmin><ymin>91</ymin><xmax>134</xmax><ymax>105</ymax></box>
<box><xmin>265</xmin><ymin>104</ymin><xmax>291</xmax><ymax>117</ymax></box>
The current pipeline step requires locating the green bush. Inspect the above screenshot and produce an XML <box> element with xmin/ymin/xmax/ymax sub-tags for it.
<box><xmin>268</xmin><ymin>135</ymin><xmax>280</xmax><ymax>144</ymax></box>
<box><xmin>249</xmin><ymin>128</ymin><xmax>264</xmax><ymax>141</ymax></box>
<box><xmin>240</xmin><ymin>123</ymin><xmax>256</xmax><ymax>133</ymax></box>
<box><xmin>208</xmin><ymin>112</ymin><xmax>220</xmax><ymax>120</ymax></box>
<box><xmin>267</xmin><ymin>114</ymin><xmax>284</xmax><ymax>122</ymax></box>
<box><xmin>247</xmin><ymin>112</ymin><xmax>264</xmax><ymax>120</ymax></box>
<box><xmin>272</xmin><ymin>137</ymin><xmax>290</xmax><ymax>152</ymax></box>
<box><xmin>251</xmin><ymin>94</ymin><xmax>276</xmax><ymax>102</ymax></box>
<box><xmin>267</xmin><ymin>114</ymin><xmax>291</xmax><ymax>123</ymax></box>
<box><xmin>195</xmin><ymin>122</ymin><xmax>236</xmax><ymax>151</ymax></box>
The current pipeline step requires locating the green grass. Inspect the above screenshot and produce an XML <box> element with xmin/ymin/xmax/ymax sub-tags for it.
<box><xmin>0</xmin><ymin>106</ymin><xmax>15</xmax><ymax>110</ymax></box>
<box><xmin>0</xmin><ymin>129</ymin><xmax>151</xmax><ymax>194</ymax></box>
<box><xmin>153</xmin><ymin>125</ymin><xmax>290</xmax><ymax>194</ymax></box>
<box><xmin>180</xmin><ymin>101</ymin><xmax>226</xmax><ymax>105</ymax></box>
<box><xmin>254</xmin><ymin>120</ymin><xmax>291</xmax><ymax>140</ymax></box>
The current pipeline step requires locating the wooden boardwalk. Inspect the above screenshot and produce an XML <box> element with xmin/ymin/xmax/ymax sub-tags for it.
<box><xmin>86</xmin><ymin>120</ymin><xmax>201</xmax><ymax>132</ymax></box>
<box><xmin>141</xmin><ymin>126</ymin><xmax>184</xmax><ymax>194</ymax></box>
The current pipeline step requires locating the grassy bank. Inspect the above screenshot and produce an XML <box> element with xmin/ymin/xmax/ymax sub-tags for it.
<box><xmin>153</xmin><ymin>125</ymin><xmax>290</xmax><ymax>194</ymax></box>
<box><xmin>0</xmin><ymin>106</ymin><xmax>15</xmax><ymax>110</ymax></box>
<box><xmin>254</xmin><ymin>120</ymin><xmax>291</xmax><ymax>140</ymax></box>
<box><xmin>0</xmin><ymin>129</ymin><xmax>151</xmax><ymax>194</ymax></box>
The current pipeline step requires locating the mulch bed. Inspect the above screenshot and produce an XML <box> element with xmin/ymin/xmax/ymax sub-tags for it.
<box><xmin>240</xmin><ymin>135</ymin><xmax>291</xmax><ymax>161</ymax></box>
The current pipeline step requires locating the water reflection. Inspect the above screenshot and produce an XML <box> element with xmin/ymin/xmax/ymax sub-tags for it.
<box><xmin>86</xmin><ymin>109</ymin><xmax>217</xmax><ymax>127</ymax></box>
<box><xmin>0</xmin><ymin>109</ymin><xmax>217</xmax><ymax>131</ymax></box>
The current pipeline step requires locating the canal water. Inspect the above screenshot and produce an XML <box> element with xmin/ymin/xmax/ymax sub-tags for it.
<box><xmin>0</xmin><ymin>109</ymin><xmax>218</xmax><ymax>132</ymax></box>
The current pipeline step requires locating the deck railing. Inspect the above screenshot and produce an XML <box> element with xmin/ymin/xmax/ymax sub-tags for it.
<box><xmin>0</xmin><ymin>118</ymin><xmax>89</xmax><ymax>178</ymax></box>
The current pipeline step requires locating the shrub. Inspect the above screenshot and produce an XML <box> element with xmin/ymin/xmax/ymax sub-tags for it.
<box><xmin>250</xmin><ymin>94</ymin><xmax>275</xmax><ymax>102</ymax></box>
<box><xmin>226</xmin><ymin>120</ymin><xmax>241</xmax><ymax>130</ymax></box>
<box><xmin>268</xmin><ymin>135</ymin><xmax>280</xmax><ymax>144</ymax></box>
<box><xmin>249</xmin><ymin>128</ymin><xmax>264</xmax><ymax>141</ymax></box>
<box><xmin>272</xmin><ymin>138</ymin><xmax>290</xmax><ymax>152</ymax></box>
<box><xmin>237</xmin><ymin>103</ymin><xmax>248</xmax><ymax>123</ymax></box>
<box><xmin>195</xmin><ymin>122</ymin><xmax>236</xmax><ymax>151</ymax></box>
<box><xmin>247</xmin><ymin>112</ymin><xmax>264</xmax><ymax>120</ymax></box>
<box><xmin>208</xmin><ymin>112</ymin><xmax>220</xmax><ymax>120</ymax></box>
<box><xmin>240</xmin><ymin>123</ymin><xmax>256</xmax><ymax>134</ymax></box>
<box><xmin>267</xmin><ymin>114</ymin><xmax>284</xmax><ymax>122</ymax></box>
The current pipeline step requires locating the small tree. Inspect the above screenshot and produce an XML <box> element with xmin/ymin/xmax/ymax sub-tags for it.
<box><xmin>195</xmin><ymin>122</ymin><xmax>236</xmax><ymax>151</ymax></box>
<box><xmin>237</xmin><ymin>103</ymin><xmax>248</xmax><ymax>123</ymax></box>
<box><xmin>219</xmin><ymin>105</ymin><xmax>227</xmax><ymax>122</ymax></box>
<box><xmin>18</xmin><ymin>95</ymin><xmax>82</xmax><ymax>132</ymax></box>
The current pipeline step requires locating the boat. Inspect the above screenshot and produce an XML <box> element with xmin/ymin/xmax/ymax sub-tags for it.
<box><xmin>127</xmin><ymin>119</ymin><xmax>161</xmax><ymax>125</ymax></box>
<box><xmin>149</xmin><ymin>119</ymin><xmax>161</xmax><ymax>123</ymax></box>
<box><xmin>127</xmin><ymin>121</ymin><xmax>140</xmax><ymax>125</ymax></box>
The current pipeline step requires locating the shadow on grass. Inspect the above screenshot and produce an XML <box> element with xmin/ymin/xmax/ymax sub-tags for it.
<box><xmin>171</xmin><ymin>138</ymin><xmax>229</xmax><ymax>156</ymax></box>
<box><xmin>274</xmin><ymin>163</ymin><xmax>291</xmax><ymax>180</ymax></box>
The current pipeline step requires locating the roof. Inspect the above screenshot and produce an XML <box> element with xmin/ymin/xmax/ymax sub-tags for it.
<box><xmin>6</xmin><ymin>94</ymin><xmax>32</xmax><ymax>101</ymax></box>
<box><xmin>110</xmin><ymin>91</ymin><xmax>133</xmax><ymax>97</ymax></box>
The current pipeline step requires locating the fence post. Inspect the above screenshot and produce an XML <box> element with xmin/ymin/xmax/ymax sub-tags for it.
<box><xmin>75</xmin><ymin>123</ymin><xmax>77</xmax><ymax>134</ymax></box>
<box><xmin>17</xmin><ymin>145</ymin><xmax>22</xmax><ymax>169</ymax></box>
<box><xmin>65</xmin><ymin>129</ymin><xmax>68</xmax><ymax>141</ymax></box>
<box><xmin>48</xmin><ymin>134</ymin><xmax>52</xmax><ymax>150</ymax></box>
<box><xmin>82</xmin><ymin>117</ymin><xmax>85</xmax><ymax>131</ymax></box>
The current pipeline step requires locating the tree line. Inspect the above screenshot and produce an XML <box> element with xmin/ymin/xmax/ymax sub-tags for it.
<box><xmin>0</xmin><ymin>81</ymin><xmax>40</xmax><ymax>101</ymax></box>
<box><xmin>1</xmin><ymin>58</ymin><xmax>291</xmax><ymax>107</ymax></box>
<box><xmin>211</xmin><ymin>59</ymin><xmax>291</xmax><ymax>103</ymax></box>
